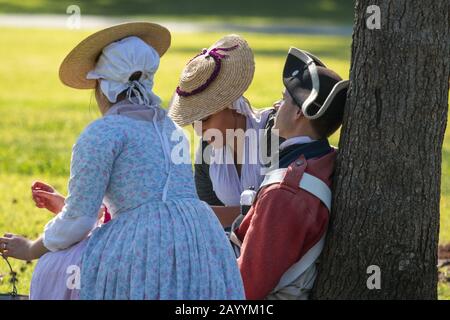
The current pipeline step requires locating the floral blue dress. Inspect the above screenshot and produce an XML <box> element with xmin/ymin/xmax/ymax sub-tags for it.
<box><xmin>57</xmin><ymin>109</ymin><xmax>244</xmax><ymax>300</ymax></box>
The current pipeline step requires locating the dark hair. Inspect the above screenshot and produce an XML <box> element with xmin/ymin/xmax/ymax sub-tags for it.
<box><xmin>128</xmin><ymin>71</ymin><xmax>142</xmax><ymax>81</ymax></box>
<box><xmin>117</xmin><ymin>71</ymin><xmax>143</xmax><ymax>101</ymax></box>
<box><xmin>308</xmin><ymin>89</ymin><xmax>347</xmax><ymax>138</ymax></box>
<box><xmin>300</xmin><ymin>67</ymin><xmax>347</xmax><ymax>138</ymax></box>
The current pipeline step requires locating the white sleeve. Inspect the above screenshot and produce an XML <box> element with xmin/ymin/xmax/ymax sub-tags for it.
<box><xmin>42</xmin><ymin>214</ymin><xmax>98</xmax><ymax>252</ymax></box>
<box><xmin>42</xmin><ymin>119</ymin><xmax>121</xmax><ymax>251</ymax></box>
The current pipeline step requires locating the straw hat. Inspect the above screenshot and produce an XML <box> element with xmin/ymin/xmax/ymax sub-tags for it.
<box><xmin>169</xmin><ymin>34</ymin><xmax>255</xmax><ymax>127</ymax></box>
<box><xmin>59</xmin><ymin>22</ymin><xmax>171</xmax><ymax>89</ymax></box>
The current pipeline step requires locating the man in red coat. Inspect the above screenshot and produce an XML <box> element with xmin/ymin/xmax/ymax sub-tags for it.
<box><xmin>230</xmin><ymin>47</ymin><xmax>349</xmax><ymax>300</ymax></box>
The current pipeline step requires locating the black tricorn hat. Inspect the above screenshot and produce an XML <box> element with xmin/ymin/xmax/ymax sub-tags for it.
<box><xmin>283</xmin><ymin>47</ymin><xmax>349</xmax><ymax>119</ymax></box>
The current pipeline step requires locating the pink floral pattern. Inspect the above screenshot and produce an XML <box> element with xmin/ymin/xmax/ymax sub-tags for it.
<box><xmin>61</xmin><ymin>114</ymin><xmax>244</xmax><ymax>299</ymax></box>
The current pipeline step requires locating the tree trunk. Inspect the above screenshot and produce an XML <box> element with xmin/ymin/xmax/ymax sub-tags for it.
<box><xmin>312</xmin><ymin>0</ymin><xmax>449</xmax><ymax>299</ymax></box>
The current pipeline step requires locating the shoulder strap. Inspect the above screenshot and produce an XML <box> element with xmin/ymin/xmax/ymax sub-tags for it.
<box><xmin>230</xmin><ymin>168</ymin><xmax>331</xmax><ymax>251</ymax></box>
<box><xmin>259</xmin><ymin>168</ymin><xmax>332</xmax><ymax>211</ymax></box>
<box><xmin>259</xmin><ymin>168</ymin><xmax>287</xmax><ymax>188</ymax></box>
<box><xmin>260</xmin><ymin>168</ymin><xmax>331</xmax><ymax>293</ymax></box>
<box><xmin>299</xmin><ymin>173</ymin><xmax>332</xmax><ymax>211</ymax></box>
<box><xmin>273</xmin><ymin>231</ymin><xmax>326</xmax><ymax>292</ymax></box>
<box><xmin>232</xmin><ymin>167</ymin><xmax>332</xmax><ymax>292</ymax></box>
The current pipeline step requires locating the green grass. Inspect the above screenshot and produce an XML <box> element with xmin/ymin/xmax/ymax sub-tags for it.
<box><xmin>0</xmin><ymin>27</ymin><xmax>448</xmax><ymax>299</ymax></box>
<box><xmin>0</xmin><ymin>0</ymin><xmax>354</xmax><ymax>25</ymax></box>
<box><xmin>439</xmin><ymin>282</ymin><xmax>450</xmax><ymax>300</ymax></box>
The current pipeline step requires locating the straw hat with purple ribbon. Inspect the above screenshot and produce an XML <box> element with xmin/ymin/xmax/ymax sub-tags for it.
<box><xmin>168</xmin><ymin>34</ymin><xmax>255</xmax><ymax>127</ymax></box>
<box><xmin>59</xmin><ymin>22</ymin><xmax>171</xmax><ymax>89</ymax></box>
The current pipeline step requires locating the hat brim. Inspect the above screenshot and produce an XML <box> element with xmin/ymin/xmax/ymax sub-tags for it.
<box><xmin>59</xmin><ymin>22</ymin><xmax>171</xmax><ymax>89</ymax></box>
<box><xmin>283</xmin><ymin>47</ymin><xmax>320</xmax><ymax>117</ymax></box>
<box><xmin>168</xmin><ymin>35</ymin><xmax>255</xmax><ymax>127</ymax></box>
<box><xmin>314</xmin><ymin>80</ymin><xmax>349</xmax><ymax>118</ymax></box>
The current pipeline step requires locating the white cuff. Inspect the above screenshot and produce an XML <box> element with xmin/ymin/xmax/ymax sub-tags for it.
<box><xmin>43</xmin><ymin>214</ymin><xmax>98</xmax><ymax>252</ymax></box>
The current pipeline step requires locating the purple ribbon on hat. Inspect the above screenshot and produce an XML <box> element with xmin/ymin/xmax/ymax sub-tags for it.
<box><xmin>176</xmin><ymin>44</ymin><xmax>239</xmax><ymax>97</ymax></box>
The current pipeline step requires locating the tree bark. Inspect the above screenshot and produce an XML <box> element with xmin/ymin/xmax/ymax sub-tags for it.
<box><xmin>312</xmin><ymin>0</ymin><xmax>449</xmax><ymax>299</ymax></box>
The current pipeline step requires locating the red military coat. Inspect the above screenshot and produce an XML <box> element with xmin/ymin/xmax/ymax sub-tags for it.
<box><xmin>235</xmin><ymin>149</ymin><xmax>336</xmax><ymax>300</ymax></box>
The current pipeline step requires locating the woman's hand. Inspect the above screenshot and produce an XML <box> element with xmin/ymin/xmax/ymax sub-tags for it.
<box><xmin>31</xmin><ymin>181</ymin><xmax>65</xmax><ymax>214</ymax></box>
<box><xmin>0</xmin><ymin>233</ymin><xmax>32</xmax><ymax>261</ymax></box>
<box><xmin>0</xmin><ymin>234</ymin><xmax>48</xmax><ymax>261</ymax></box>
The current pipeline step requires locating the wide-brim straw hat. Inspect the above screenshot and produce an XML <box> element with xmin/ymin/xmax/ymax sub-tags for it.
<box><xmin>59</xmin><ymin>22</ymin><xmax>171</xmax><ymax>89</ymax></box>
<box><xmin>169</xmin><ymin>34</ymin><xmax>255</xmax><ymax>127</ymax></box>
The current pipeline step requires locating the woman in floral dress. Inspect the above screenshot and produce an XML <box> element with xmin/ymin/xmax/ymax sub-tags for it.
<box><xmin>0</xmin><ymin>22</ymin><xmax>244</xmax><ymax>300</ymax></box>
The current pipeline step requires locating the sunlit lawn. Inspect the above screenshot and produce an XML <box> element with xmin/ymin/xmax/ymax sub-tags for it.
<box><xmin>0</xmin><ymin>27</ymin><xmax>448</xmax><ymax>299</ymax></box>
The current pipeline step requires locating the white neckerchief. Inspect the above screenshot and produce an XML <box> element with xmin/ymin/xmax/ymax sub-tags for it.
<box><xmin>279</xmin><ymin>136</ymin><xmax>315</xmax><ymax>150</ymax></box>
<box><xmin>208</xmin><ymin>98</ymin><xmax>272</xmax><ymax>206</ymax></box>
<box><xmin>229</xmin><ymin>96</ymin><xmax>261</xmax><ymax>122</ymax></box>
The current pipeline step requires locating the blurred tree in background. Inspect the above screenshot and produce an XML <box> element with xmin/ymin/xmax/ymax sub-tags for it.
<box><xmin>0</xmin><ymin>0</ymin><xmax>354</xmax><ymax>24</ymax></box>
